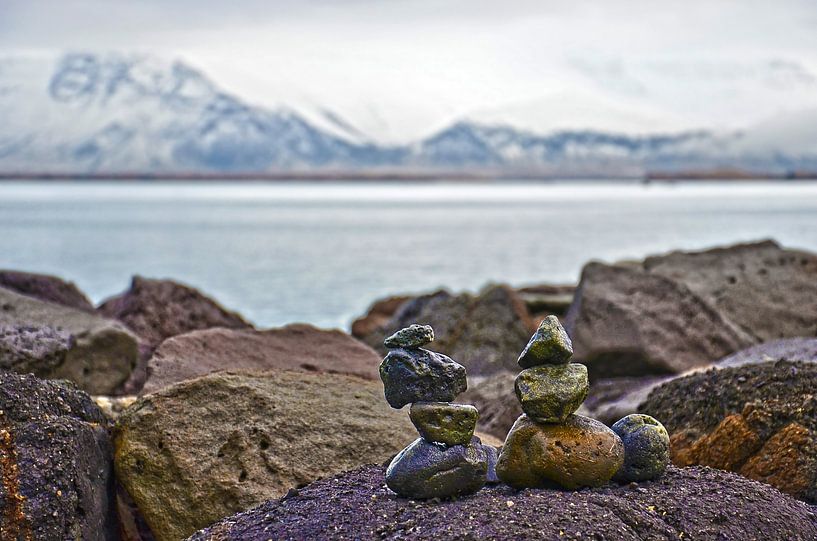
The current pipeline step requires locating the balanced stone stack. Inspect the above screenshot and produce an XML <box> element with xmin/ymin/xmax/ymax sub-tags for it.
<box><xmin>380</xmin><ymin>324</ymin><xmax>492</xmax><ymax>499</ymax></box>
<box><xmin>497</xmin><ymin>316</ymin><xmax>670</xmax><ymax>488</ymax></box>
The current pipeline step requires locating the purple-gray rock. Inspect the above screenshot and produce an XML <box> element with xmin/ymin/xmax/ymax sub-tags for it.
<box><xmin>385</xmin><ymin>436</ymin><xmax>488</xmax><ymax>499</ymax></box>
<box><xmin>612</xmin><ymin>414</ymin><xmax>670</xmax><ymax>482</ymax></box>
<box><xmin>379</xmin><ymin>347</ymin><xmax>467</xmax><ymax>409</ymax></box>
<box><xmin>0</xmin><ymin>372</ymin><xmax>116</xmax><ymax>540</ymax></box>
<box><xmin>0</xmin><ymin>270</ymin><xmax>94</xmax><ymax>311</ymax></box>
<box><xmin>0</xmin><ymin>324</ymin><xmax>74</xmax><ymax>375</ymax></box>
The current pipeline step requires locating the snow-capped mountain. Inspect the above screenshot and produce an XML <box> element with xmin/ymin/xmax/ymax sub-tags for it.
<box><xmin>1</xmin><ymin>52</ymin><xmax>816</xmax><ymax>175</ymax></box>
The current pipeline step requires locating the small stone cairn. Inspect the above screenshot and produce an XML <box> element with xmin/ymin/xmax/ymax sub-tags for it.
<box><xmin>379</xmin><ymin>324</ymin><xmax>496</xmax><ymax>499</ymax></box>
<box><xmin>497</xmin><ymin>315</ymin><xmax>670</xmax><ymax>488</ymax></box>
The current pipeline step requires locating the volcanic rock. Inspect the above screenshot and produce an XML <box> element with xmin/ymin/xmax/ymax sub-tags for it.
<box><xmin>188</xmin><ymin>463</ymin><xmax>817</xmax><ymax>541</ymax></box>
<box><xmin>142</xmin><ymin>323</ymin><xmax>381</xmax><ymax>394</ymax></box>
<box><xmin>379</xmin><ymin>347</ymin><xmax>467</xmax><ymax>409</ymax></box>
<box><xmin>460</xmin><ymin>373</ymin><xmax>521</xmax><ymax>440</ymax></box>
<box><xmin>0</xmin><ymin>270</ymin><xmax>94</xmax><ymax>311</ymax></box>
<box><xmin>717</xmin><ymin>337</ymin><xmax>817</xmax><ymax>367</ymax></box>
<box><xmin>114</xmin><ymin>370</ymin><xmax>416</xmax><ymax>541</ymax></box>
<box><xmin>385</xmin><ymin>436</ymin><xmax>488</xmax><ymax>499</ymax></box>
<box><xmin>0</xmin><ymin>372</ymin><xmax>117</xmax><ymax>540</ymax></box>
<box><xmin>611</xmin><ymin>414</ymin><xmax>670</xmax><ymax>482</ymax></box>
<box><xmin>0</xmin><ymin>324</ymin><xmax>73</xmax><ymax>376</ymax></box>
<box><xmin>640</xmin><ymin>360</ymin><xmax>817</xmax><ymax>502</ymax></box>
<box><xmin>384</xmin><ymin>324</ymin><xmax>434</xmax><ymax>349</ymax></box>
<box><xmin>0</xmin><ymin>287</ymin><xmax>139</xmax><ymax>394</ymax></box>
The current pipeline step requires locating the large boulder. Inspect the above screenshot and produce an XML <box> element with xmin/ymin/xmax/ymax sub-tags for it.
<box><xmin>0</xmin><ymin>372</ymin><xmax>117</xmax><ymax>540</ymax></box>
<box><xmin>189</xmin><ymin>463</ymin><xmax>817</xmax><ymax>540</ymax></box>
<box><xmin>0</xmin><ymin>287</ymin><xmax>139</xmax><ymax>394</ymax></box>
<box><xmin>643</xmin><ymin>240</ymin><xmax>817</xmax><ymax>342</ymax></box>
<box><xmin>640</xmin><ymin>360</ymin><xmax>817</xmax><ymax>502</ymax></box>
<box><xmin>351</xmin><ymin>294</ymin><xmax>412</xmax><ymax>338</ymax></box>
<box><xmin>0</xmin><ymin>270</ymin><xmax>94</xmax><ymax>311</ymax></box>
<box><xmin>98</xmin><ymin>276</ymin><xmax>251</xmax><ymax>351</ymax></box>
<box><xmin>460</xmin><ymin>373</ymin><xmax>520</xmax><ymax>440</ymax></box>
<box><xmin>114</xmin><ymin>370</ymin><xmax>417</xmax><ymax>541</ymax></box>
<box><xmin>141</xmin><ymin>324</ymin><xmax>381</xmax><ymax>394</ymax></box>
<box><xmin>361</xmin><ymin>285</ymin><xmax>535</xmax><ymax>376</ymax></box>
<box><xmin>565</xmin><ymin>241</ymin><xmax>817</xmax><ymax>379</ymax></box>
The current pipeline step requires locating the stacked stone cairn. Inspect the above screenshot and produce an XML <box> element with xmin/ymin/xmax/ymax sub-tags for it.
<box><xmin>380</xmin><ymin>324</ymin><xmax>496</xmax><ymax>499</ymax></box>
<box><xmin>497</xmin><ymin>315</ymin><xmax>670</xmax><ymax>488</ymax></box>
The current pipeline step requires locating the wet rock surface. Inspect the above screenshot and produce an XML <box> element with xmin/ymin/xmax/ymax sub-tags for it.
<box><xmin>497</xmin><ymin>414</ymin><xmax>624</xmax><ymax>490</ymax></box>
<box><xmin>640</xmin><ymin>360</ymin><xmax>817</xmax><ymax>501</ymax></box>
<box><xmin>0</xmin><ymin>286</ymin><xmax>139</xmax><ymax>394</ymax></box>
<box><xmin>114</xmin><ymin>370</ymin><xmax>416</xmax><ymax>541</ymax></box>
<box><xmin>142</xmin><ymin>323</ymin><xmax>381</xmax><ymax>394</ymax></box>
<box><xmin>0</xmin><ymin>372</ymin><xmax>117</xmax><ymax>540</ymax></box>
<box><xmin>379</xmin><ymin>347</ymin><xmax>467</xmax><ymax>408</ymax></box>
<box><xmin>0</xmin><ymin>270</ymin><xmax>95</xmax><ymax>311</ymax></box>
<box><xmin>189</xmin><ymin>463</ymin><xmax>817</xmax><ymax>541</ymax></box>
<box><xmin>385</xmin><ymin>436</ymin><xmax>488</xmax><ymax>499</ymax></box>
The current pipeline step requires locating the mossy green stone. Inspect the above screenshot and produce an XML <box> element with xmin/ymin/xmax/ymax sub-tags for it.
<box><xmin>409</xmin><ymin>402</ymin><xmax>478</xmax><ymax>445</ymax></box>
<box><xmin>514</xmin><ymin>363</ymin><xmax>588</xmax><ymax>423</ymax></box>
<box><xmin>497</xmin><ymin>414</ymin><xmax>624</xmax><ymax>489</ymax></box>
<box><xmin>517</xmin><ymin>315</ymin><xmax>573</xmax><ymax>368</ymax></box>
<box><xmin>612</xmin><ymin>414</ymin><xmax>670</xmax><ymax>482</ymax></box>
<box><xmin>384</xmin><ymin>324</ymin><xmax>434</xmax><ymax>349</ymax></box>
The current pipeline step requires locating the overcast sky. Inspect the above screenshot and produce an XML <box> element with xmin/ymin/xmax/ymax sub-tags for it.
<box><xmin>4</xmin><ymin>0</ymin><xmax>817</xmax><ymax>142</ymax></box>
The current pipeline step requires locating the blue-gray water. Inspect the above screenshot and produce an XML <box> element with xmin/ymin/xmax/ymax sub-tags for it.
<box><xmin>1</xmin><ymin>180</ymin><xmax>816</xmax><ymax>329</ymax></box>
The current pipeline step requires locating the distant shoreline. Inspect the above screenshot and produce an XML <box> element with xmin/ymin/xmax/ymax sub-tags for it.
<box><xmin>0</xmin><ymin>170</ymin><xmax>815</xmax><ymax>182</ymax></box>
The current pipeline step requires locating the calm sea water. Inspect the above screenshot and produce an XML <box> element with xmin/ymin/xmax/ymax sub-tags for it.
<box><xmin>1</xmin><ymin>180</ymin><xmax>816</xmax><ymax>329</ymax></box>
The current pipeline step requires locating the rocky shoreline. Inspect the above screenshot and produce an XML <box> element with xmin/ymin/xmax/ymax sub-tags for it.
<box><xmin>0</xmin><ymin>238</ymin><xmax>815</xmax><ymax>539</ymax></box>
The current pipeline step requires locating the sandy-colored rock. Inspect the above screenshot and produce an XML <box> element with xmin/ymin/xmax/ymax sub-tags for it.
<box><xmin>0</xmin><ymin>287</ymin><xmax>139</xmax><ymax>394</ymax></box>
<box><xmin>564</xmin><ymin>262</ymin><xmax>753</xmax><ymax>378</ymax></box>
<box><xmin>496</xmin><ymin>414</ymin><xmax>624</xmax><ymax>489</ymax></box>
<box><xmin>142</xmin><ymin>324</ymin><xmax>381</xmax><ymax>394</ymax></box>
<box><xmin>0</xmin><ymin>269</ymin><xmax>94</xmax><ymax>311</ymax></box>
<box><xmin>114</xmin><ymin>370</ymin><xmax>416</xmax><ymax>541</ymax></box>
<box><xmin>640</xmin><ymin>360</ymin><xmax>817</xmax><ymax>502</ymax></box>
<box><xmin>0</xmin><ymin>372</ymin><xmax>116</xmax><ymax>540</ymax></box>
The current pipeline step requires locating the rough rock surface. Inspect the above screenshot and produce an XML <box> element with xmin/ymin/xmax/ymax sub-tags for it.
<box><xmin>114</xmin><ymin>370</ymin><xmax>417</xmax><ymax>541</ymax></box>
<box><xmin>0</xmin><ymin>287</ymin><xmax>139</xmax><ymax>394</ymax></box>
<box><xmin>362</xmin><ymin>285</ymin><xmax>535</xmax><ymax>376</ymax></box>
<box><xmin>578</xmin><ymin>375</ymin><xmax>673</xmax><ymax>426</ymax></box>
<box><xmin>409</xmin><ymin>402</ymin><xmax>478</xmax><ymax>445</ymax></box>
<box><xmin>564</xmin><ymin>262</ymin><xmax>753</xmax><ymax>378</ymax></box>
<box><xmin>612</xmin><ymin>414</ymin><xmax>670</xmax><ymax>482</ymax></box>
<box><xmin>717</xmin><ymin>337</ymin><xmax>817</xmax><ymax>367</ymax></box>
<box><xmin>385</xmin><ymin>436</ymin><xmax>488</xmax><ymax>499</ymax></box>
<box><xmin>189</xmin><ymin>464</ymin><xmax>817</xmax><ymax>541</ymax></box>
<box><xmin>497</xmin><ymin>414</ymin><xmax>624</xmax><ymax>489</ymax></box>
<box><xmin>142</xmin><ymin>324</ymin><xmax>381</xmax><ymax>394</ymax></box>
<box><xmin>514</xmin><ymin>363</ymin><xmax>588</xmax><ymax>423</ymax></box>
<box><xmin>642</xmin><ymin>240</ymin><xmax>817</xmax><ymax>341</ymax></box>
<box><xmin>351</xmin><ymin>295</ymin><xmax>412</xmax><ymax>338</ymax></box>
<box><xmin>384</xmin><ymin>324</ymin><xmax>434</xmax><ymax>349</ymax></box>
<box><xmin>640</xmin><ymin>360</ymin><xmax>817</xmax><ymax>502</ymax></box>
<box><xmin>517</xmin><ymin>315</ymin><xmax>573</xmax><ymax>368</ymax></box>
<box><xmin>379</xmin><ymin>347</ymin><xmax>467</xmax><ymax>409</ymax></box>
<box><xmin>0</xmin><ymin>270</ymin><xmax>94</xmax><ymax>311</ymax></box>
<box><xmin>98</xmin><ymin>276</ymin><xmax>251</xmax><ymax>351</ymax></box>
<box><xmin>0</xmin><ymin>324</ymin><xmax>74</xmax><ymax>376</ymax></box>
<box><xmin>0</xmin><ymin>372</ymin><xmax>117</xmax><ymax>540</ymax></box>
<box><xmin>565</xmin><ymin>241</ymin><xmax>817</xmax><ymax>379</ymax></box>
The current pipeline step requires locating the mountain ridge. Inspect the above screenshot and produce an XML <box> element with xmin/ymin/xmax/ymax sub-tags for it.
<box><xmin>1</xmin><ymin>52</ymin><xmax>816</xmax><ymax>176</ymax></box>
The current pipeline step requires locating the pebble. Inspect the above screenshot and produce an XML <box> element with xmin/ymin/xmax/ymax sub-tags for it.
<box><xmin>514</xmin><ymin>363</ymin><xmax>588</xmax><ymax>423</ymax></box>
<box><xmin>384</xmin><ymin>324</ymin><xmax>435</xmax><ymax>349</ymax></box>
<box><xmin>409</xmin><ymin>402</ymin><xmax>478</xmax><ymax>445</ymax></box>
<box><xmin>379</xmin><ymin>347</ymin><xmax>467</xmax><ymax>409</ymax></box>
<box><xmin>611</xmin><ymin>414</ymin><xmax>670</xmax><ymax>482</ymax></box>
<box><xmin>517</xmin><ymin>315</ymin><xmax>573</xmax><ymax>368</ymax></box>
<box><xmin>385</xmin><ymin>436</ymin><xmax>488</xmax><ymax>499</ymax></box>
